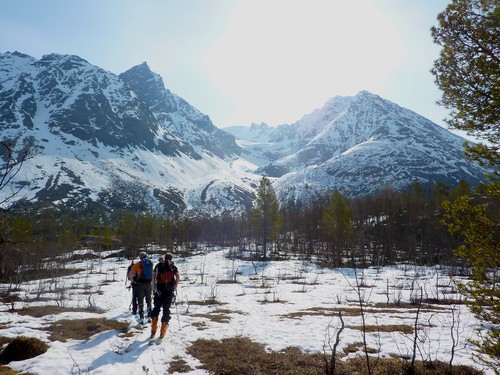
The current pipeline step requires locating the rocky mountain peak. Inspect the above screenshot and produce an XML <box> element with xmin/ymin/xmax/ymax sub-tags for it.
<box><xmin>0</xmin><ymin>51</ymin><xmax>489</xmax><ymax>215</ymax></box>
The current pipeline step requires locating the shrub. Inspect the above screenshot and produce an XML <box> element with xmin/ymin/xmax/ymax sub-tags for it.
<box><xmin>0</xmin><ymin>336</ymin><xmax>48</xmax><ymax>362</ymax></box>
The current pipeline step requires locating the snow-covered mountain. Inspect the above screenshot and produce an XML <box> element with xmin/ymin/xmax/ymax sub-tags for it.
<box><xmin>0</xmin><ymin>51</ymin><xmax>488</xmax><ymax>215</ymax></box>
<box><xmin>0</xmin><ymin>51</ymin><xmax>257</xmax><ymax>215</ymax></box>
<box><xmin>119</xmin><ymin>62</ymin><xmax>240</xmax><ymax>160</ymax></box>
<box><xmin>226</xmin><ymin>91</ymin><xmax>488</xmax><ymax>203</ymax></box>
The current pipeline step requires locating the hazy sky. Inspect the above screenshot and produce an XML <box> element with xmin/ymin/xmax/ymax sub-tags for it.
<box><xmin>1</xmin><ymin>0</ymin><xmax>452</xmax><ymax>128</ymax></box>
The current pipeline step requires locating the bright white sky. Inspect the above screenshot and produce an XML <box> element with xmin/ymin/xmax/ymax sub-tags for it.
<box><xmin>0</xmin><ymin>0</ymin><xmax>451</xmax><ymax>128</ymax></box>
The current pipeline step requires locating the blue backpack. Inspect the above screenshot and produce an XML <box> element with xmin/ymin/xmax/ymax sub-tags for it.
<box><xmin>140</xmin><ymin>257</ymin><xmax>153</xmax><ymax>281</ymax></box>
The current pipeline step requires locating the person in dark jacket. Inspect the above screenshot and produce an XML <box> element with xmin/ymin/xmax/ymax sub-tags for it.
<box><xmin>150</xmin><ymin>252</ymin><xmax>179</xmax><ymax>340</ymax></box>
<box><xmin>128</xmin><ymin>251</ymin><xmax>153</xmax><ymax>324</ymax></box>
<box><xmin>127</xmin><ymin>259</ymin><xmax>139</xmax><ymax>315</ymax></box>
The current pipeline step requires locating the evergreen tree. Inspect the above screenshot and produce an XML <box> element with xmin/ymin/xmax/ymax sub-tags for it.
<box><xmin>431</xmin><ymin>0</ymin><xmax>500</xmax><ymax>167</ymax></box>
<box><xmin>432</xmin><ymin>0</ymin><xmax>499</xmax><ymax>370</ymax></box>
<box><xmin>441</xmin><ymin>195</ymin><xmax>500</xmax><ymax>369</ymax></box>
<box><xmin>323</xmin><ymin>189</ymin><xmax>353</xmax><ymax>266</ymax></box>
<box><xmin>252</xmin><ymin>177</ymin><xmax>281</xmax><ymax>259</ymax></box>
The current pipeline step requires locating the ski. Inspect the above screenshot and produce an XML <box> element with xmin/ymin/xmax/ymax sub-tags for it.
<box><xmin>134</xmin><ymin>315</ymin><xmax>150</xmax><ymax>326</ymax></box>
<box><xmin>147</xmin><ymin>335</ymin><xmax>164</xmax><ymax>345</ymax></box>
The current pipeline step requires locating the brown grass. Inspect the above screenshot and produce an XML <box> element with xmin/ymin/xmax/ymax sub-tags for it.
<box><xmin>259</xmin><ymin>298</ymin><xmax>287</xmax><ymax>304</ymax></box>
<box><xmin>0</xmin><ymin>338</ymin><xmax>12</xmax><ymax>348</ymax></box>
<box><xmin>0</xmin><ymin>292</ymin><xmax>21</xmax><ymax>308</ymax></box>
<box><xmin>16</xmin><ymin>268</ymin><xmax>86</xmax><ymax>282</ymax></box>
<box><xmin>192</xmin><ymin>321</ymin><xmax>208</xmax><ymax>330</ymax></box>
<box><xmin>373</xmin><ymin>302</ymin><xmax>446</xmax><ymax>312</ymax></box>
<box><xmin>192</xmin><ymin>308</ymin><xmax>245</xmax><ymax>324</ymax></box>
<box><xmin>283</xmin><ymin>304</ymin><xmax>445</xmax><ymax>320</ymax></box>
<box><xmin>187</xmin><ymin>299</ymin><xmax>224</xmax><ymax>306</ymax></box>
<box><xmin>187</xmin><ymin>337</ymin><xmax>484</xmax><ymax>375</ymax></box>
<box><xmin>349</xmin><ymin>324</ymin><xmax>414</xmax><ymax>334</ymax></box>
<box><xmin>0</xmin><ymin>336</ymin><xmax>48</xmax><ymax>363</ymax></box>
<box><xmin>13</xmin><ymin>305</ymin><xmax>103</xmax><ymax>318</ymax></box>
<box><xmin>187</xmin><ymin>337</ymin><xmax>324</xmax><ymax>375</ymax></box>
<box><xmin>45</xmin><ymin>318</ymin><xmax>129</xmax><ymax>342</ymax></box>
<box><xmin>167</xmin><ymin>355</ymin><xmax>193</xmax><ymax>373</ymax></box>
<box><xmin>192</xmin><ymin>313</ymin><xmax>231</xmax><ymax>324</ymax></box>
<box><xmin>0</xmin><ymin>366</ymin><xmax>34</xmax><ymax>375</ymax></box>
<box><xmin>216</xmin><ymin>279</ymin><xmax>240</xmax><ymax>284</ymax></box>
<box><xmin>282</xmin><ymin>307</ymin><xmax>362</xmax><ymax>319</ymax></box>
<box><xmin>344</xmin><ymin>341</ymin><xmax>364</xmax><ymax>354</ymax></box>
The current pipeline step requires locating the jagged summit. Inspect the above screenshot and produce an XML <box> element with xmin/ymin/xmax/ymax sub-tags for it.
<box><xmin>120</xmin><ymin>62</ymin><xmax>240</xmax><ymax>160</ymax></box>
<box><xmin>0</xmin><ymin>52</ymin><xmax>255</xmax><ymax>215</ymax></box>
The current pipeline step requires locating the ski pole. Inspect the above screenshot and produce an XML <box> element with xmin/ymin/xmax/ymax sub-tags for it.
<box><xmin>174</xmin><ymin>292</ymin><xmax>181</xmax><ymax>330</ymax></box>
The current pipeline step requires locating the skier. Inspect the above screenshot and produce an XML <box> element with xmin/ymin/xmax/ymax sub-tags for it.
<box><xmin>126</xmin><ymin>259</ymin><xmax>139</xmax><ymax>315</ymax></box>
<box><xmin>128</xmin><ymin>251</ymin><xmax>153</xmax><ymax>324</ymax></box>
<box><xmin>149</xmin><ymin>252</ymin><xmax>179</xmax><ymax>343</ymax></box>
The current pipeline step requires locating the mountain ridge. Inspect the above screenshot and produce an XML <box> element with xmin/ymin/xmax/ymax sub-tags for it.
<box><xmin>0</xmin><ymin>51</ymin><xmax>257</xmax><ymax>215</ymax></box>
<box><xmin>0</xmin><ymin>51</ymin><xmax>488</xmax><ymax>215</ymax></box>
<box><xmin>226</xmin><ymin>91</ymin><xmax>486</xmax><ymax>201</ymax></box>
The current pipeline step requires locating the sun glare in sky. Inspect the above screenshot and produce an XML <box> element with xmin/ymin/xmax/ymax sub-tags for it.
<box><xmin>0</xmin><ymin>0</ymin><xmax>451</xmax><ymax>128</ymax></box>
<box><xmin>203</xmin><ymin>0</ymin><xmax>407</xmax><ymax>125</ymax></box>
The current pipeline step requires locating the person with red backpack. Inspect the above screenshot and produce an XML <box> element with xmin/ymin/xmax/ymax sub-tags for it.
<box><xmin>149</xmin><ymin>252</ymin><xmax>179</xmax><ymax>343</ymax></box>
<box><xmin>128</xmin><ymin>251</ymin><xmax>153</xmax><ymax>324</ymax></box>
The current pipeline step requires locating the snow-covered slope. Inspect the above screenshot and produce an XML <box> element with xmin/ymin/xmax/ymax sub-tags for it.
<box><xmin>226</xmin><ymin>91</ymin><xmax>488</xmax><ymax>202</ymax></box>
<box><xmin>0</xmin><ymin>51</ymin><xmax>488</xmax><ymax>214</ymax></box>
<box><xmin>0</xmin><ymin>51</ymin><xmax>257</xmax><ymax>215</ymax></box>
<box><xmin>119</xmin><ymin>62</ymin><xmax>240</xmax><ymax>160</ymax></box>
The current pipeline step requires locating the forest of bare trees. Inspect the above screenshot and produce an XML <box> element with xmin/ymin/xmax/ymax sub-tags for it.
<box><xmin>0</xmin><ymin>177</ymin><xmax>492</xmax><ymax>284</ymax></box>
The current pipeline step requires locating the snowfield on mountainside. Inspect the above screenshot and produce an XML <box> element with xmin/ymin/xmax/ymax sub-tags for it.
<box><xmin>0</xmin><ymin>246</ymin><xmax>493</xmax><ymax>374</ymax></box>
<box><xmin>0</xmin><ymin>52</ymin><xmax>488</xmax><ymax>215</ymax></box>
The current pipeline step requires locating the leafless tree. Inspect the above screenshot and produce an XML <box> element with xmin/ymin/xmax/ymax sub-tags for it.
<box><xmin>0</xmin><ymin>136</ymin><xmax>39</xmax><ymax>207</ymax></box>
<box><xmin>409</xmin><ymin>287</ymin><xmax>423</xmax><ymax>373</ymax></box>
<box><xmin>342</xmin><ymin>266</ymin><xmax>373</xmax><ymax>375</ymax></box>
<box><xmin>0</xmin><ymin>136</ymin><xmax>39</xmax><ymax>281</ymax></box>
<box><xmin>323</xmin><ymin>311</ymin><xmax>345</xmax><ymax>375</ymax></box>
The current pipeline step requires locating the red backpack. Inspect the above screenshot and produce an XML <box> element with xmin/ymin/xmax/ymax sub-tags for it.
<box><xmin>156</xmin><ymin>261</ymin><xmax>175</xmax><ymax>291</ymax></box>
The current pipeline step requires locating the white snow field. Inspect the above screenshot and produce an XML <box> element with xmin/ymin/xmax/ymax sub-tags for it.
<box><xmin>0</xmin><ymin>246</ymin><xmax>493</xmax><ymax>374</ymax></box>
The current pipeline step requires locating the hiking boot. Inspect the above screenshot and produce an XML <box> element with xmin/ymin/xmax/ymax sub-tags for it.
<box><xmin>151</xmin><ymin>317</ymin><xmax>158</xmax><ymax>335</ymax></box>
<box><xmin>160</xmin><ymin>322</ymin><xmax>168</xmax><ymax>337</ymax></box>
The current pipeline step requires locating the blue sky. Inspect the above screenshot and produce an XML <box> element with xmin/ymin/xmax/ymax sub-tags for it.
<box><xmin>1</xmin><ymin>0</ymin><xmax>451</xmax><ymax>128</ymax></box>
